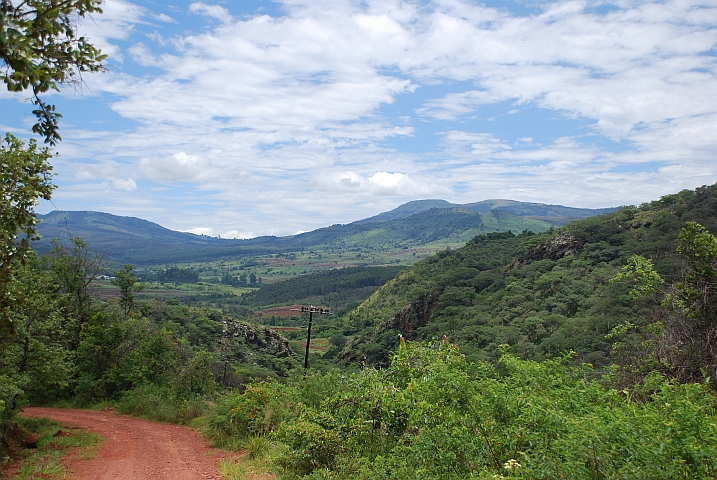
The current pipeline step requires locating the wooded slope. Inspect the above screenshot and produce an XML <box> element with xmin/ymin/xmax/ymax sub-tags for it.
<box><xmin>339</xmin><ymin>184</ymin><xmax>717</xmax><ymax>367</ymax></box>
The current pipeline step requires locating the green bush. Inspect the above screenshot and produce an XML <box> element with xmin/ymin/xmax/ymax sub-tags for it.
<box><xmin>0</xmin><ymin>374</ymin><xmax>23</xmax><ymax>457</ymax></box>
<box><xmin>217</xmin><ymin>340</ymin><xmax>717</xmax><ymax>479</ymax></box>
<box><xmin>274</xmin><ymin>413</ymin><xmax>345</xmax><ymax>476</ymax></box>
<box><xmin>208</xmin><ymin>380</ymin><xmax>294</xmax><ymax>440</ymax></box>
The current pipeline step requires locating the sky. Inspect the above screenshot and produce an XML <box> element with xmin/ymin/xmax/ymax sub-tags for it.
<box><xmin>2</xmin><ymin>0</ymin><xmax>717</xmax><ymax>238</ymax></box>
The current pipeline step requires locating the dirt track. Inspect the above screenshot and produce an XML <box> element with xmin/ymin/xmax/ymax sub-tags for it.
<box><xmin>21</xmin><ymin>407</ymin><xmax>232</xmax><ymax>479</ymax></box>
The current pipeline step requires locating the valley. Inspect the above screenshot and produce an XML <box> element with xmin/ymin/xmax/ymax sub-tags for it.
<box><xmin>6</xmin><ymin>186</ymin><xmax>717</xmax><ymax>479</ymax></box>
<box><xmin>3</xmin><ymin>2</ymin><xmax>715</xmax><ymax>477</ymax></box>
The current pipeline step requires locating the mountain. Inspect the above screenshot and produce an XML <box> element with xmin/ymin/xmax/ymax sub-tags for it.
<box><xmin>357</xmin><ymin>199</ymin><xmax>618</xmax><ymax>225</ymax></box>
<box><xmin>34</xmin><ymin>211</ymin><xmax>285</xmax><ymax>264</ymax></box>
<box><xmin>357</xmin><ymin>199</ymin><xmax>456</xmax><ymax>222</ymax></box>
<box><xmin>336</xmin><ymin>184</ymin><xmax>717</xmax><ymax>368</ymax></box>
<box><xmin>36</xmin><ymin>210</ymin><xmax>229</xmax><ymax>250</ymax></box>
<box><xmin>35</xmin><ymin>199</ymin><xmax>617</xmax><ymax>265</ymax></box>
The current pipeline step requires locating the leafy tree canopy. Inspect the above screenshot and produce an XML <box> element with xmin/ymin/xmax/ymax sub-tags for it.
<box><xmin>1</xmin><ymin>0</ymin><xmax>106</xmax><ymax>144</ymax></box>
<box><xmin>0</xmin><ymin>133</ymin><xmax>54</xmax><ymax>334</ymax></box>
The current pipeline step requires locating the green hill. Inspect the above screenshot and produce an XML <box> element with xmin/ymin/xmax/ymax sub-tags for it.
<box><xmin>337</xmin><ymin>184</ymin><xmax>717</xmax><ymax>368</ymax></box>
<box><xmin>356</xmin><ymin>199</ymin><xmax>456</xmax><ymax>222</ymax></box>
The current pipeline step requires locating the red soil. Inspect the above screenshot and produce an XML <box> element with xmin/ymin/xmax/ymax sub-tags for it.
<box><xmin>19</xmin><ymin>407</ymin><xmax>235</xmax><ymax>480</ymax></box>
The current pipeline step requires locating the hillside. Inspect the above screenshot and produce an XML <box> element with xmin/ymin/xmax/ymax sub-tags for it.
<box><xmin>337</xmin><ymin>184</ymin><xmax>717</xmax><ymax>368</ymax></box>
<box><xmin>36</xmin><ymin>199</ymin><xmax>615</xmax><ymax>265</ymax></box>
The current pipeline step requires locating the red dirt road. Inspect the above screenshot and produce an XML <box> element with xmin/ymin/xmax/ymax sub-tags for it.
<box><xmin>21</xmin><ymin>407</ymin><xmax>232</xmax><ymax>479</ymax></box>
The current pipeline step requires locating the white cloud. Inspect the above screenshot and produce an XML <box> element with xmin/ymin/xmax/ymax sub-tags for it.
<box><xmin>113</xmin><ymin>178</ymin><xmax>137</xmax><ymax>191</ymax></box>
<box><xmin>77</xmin><ymin>0</ymin><xmax>146</xmax><ymax>63</ymax></box>
<box><xmin>220</xmin><ymin>229</ymin><xmax>258</xmax><ymax>239</ymax></box>
<box><xmin>337</xmin><ymin>172</ymin><xmax>364</xmax><ymax>190</ymax></box>
<box><xmin>186</xmin><ymin>227</ymin><xmax>214</xmax><ymax>236</ymax></box>
<box><xmin>16</xmin><ymin>0</ymin><xmax>717</xmax><ymax>236</ymax></box>
<box><xmin>369</xmin><ymin>171</ymin><xmax>404</xmax><ymax>190</ymax></box>
<box><xmin>128</xmin><ymin>43</ymin><xmax>156</xmax><ymax>66</ymax></box>
<box><xmin>155</xmin><ymin>13</ymin><xmax>175</xmax><ymax>23</ymax></box>
<box><xmin>138</xmin><ymin>152</ymin><xmax>228</xmax><ymax>182</ymax></box>
<box><xmin>189</xmin><ymin>2</ymin><xmax>232</xmax><ymax>22</ymax></box>
<box><xmin>418</xmin><ymin>90</ymin><xmax>505</xmax><ymax>120</ymax></box>
<box><xmin>318</xmin><ymin>169</ymin><xmax>451</xmax><ymax>199</ymax></box>
<box><xmin>442</xmin><ymin>131</ymin><xmax>512</xmax><ymax>158</ymax></box>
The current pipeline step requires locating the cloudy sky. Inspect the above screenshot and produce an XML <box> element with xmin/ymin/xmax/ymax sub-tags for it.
<box><xmin>2</xmin><ymin>0</ymin><xmax>717</xmax><ymax>238</ymax></box>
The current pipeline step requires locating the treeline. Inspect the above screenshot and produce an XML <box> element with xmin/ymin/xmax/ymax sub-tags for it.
<box><xmin>151</xmin><ymin>266</ymin><xmax>200</xmax><ymax>283</ymax></box>
<box><xmin>221</xmin><ymin>271</ymin><xmax>257</xmax><ymax>287</ymax></box>
<box><xmin>240</xmin><ymin>266</ymin><xmax>406</xmax><ymax>307</ymax></box>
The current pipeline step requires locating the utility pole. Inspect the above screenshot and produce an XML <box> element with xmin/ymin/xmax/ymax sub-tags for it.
<box><xmin>292</xmin><ymin>305</ymin><xmax>330</xmax><ymax>370</ymax></box>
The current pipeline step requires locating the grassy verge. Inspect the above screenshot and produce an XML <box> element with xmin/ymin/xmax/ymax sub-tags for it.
<box><xmin>217</xmin><ymin>436</ymin><xmax>277</xmax><ymax>480</ymax></box>
<box><xmin>44</xmin><ymin>385</ymin><xmax>210</xmax><ymax>426</ymax></box>
<box><xmin>5</xmin><ymin>416</ymin><xmax>103</xmax><ymax>479</ymax></box>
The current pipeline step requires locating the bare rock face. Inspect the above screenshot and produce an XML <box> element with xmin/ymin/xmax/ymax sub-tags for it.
<box><xmin>383</xmin><ymin>292</ymin><xmax>440</xmax><ymax>339</ymax></box>
<box><xmin>338</xmin><ymin>292</ymin><xmax>439</xmax><ymax>366</ymax></box>
<box><xmin>221</xmin><ymin>318</ymin><xmax>294</xmax><ymax>358</ymax></box>
<box><xmin>506</xmin><ymin>233</ymin><xmax>581</xmax><ymax>271</ymax></box>
<box><xmin>529</xmin><ymin>233</ymin><xmax>581</xmax><ymax>261</ymax></box>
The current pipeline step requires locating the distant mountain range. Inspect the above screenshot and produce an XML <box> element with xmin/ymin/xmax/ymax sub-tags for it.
<box><xmin>35</xmin><ymin>200</ymin><xmax>618</xmax><ymax>265</ymax></box>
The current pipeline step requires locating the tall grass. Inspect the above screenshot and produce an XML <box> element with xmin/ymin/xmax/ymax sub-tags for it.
<box><xmin>115</xmin><ymin>384</ymin><xmax>209</xmax><ymax>424</ymax></box>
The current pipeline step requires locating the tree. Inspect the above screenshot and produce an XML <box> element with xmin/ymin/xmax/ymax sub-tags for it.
<box><xmin>1</xmin><ymin>0</ymin><xmax>106</xmax><ymax>144</ymax></box>
<box><xmin>673</xmin><ymin>222</ymin><xmax>717</xmax><ymax>320</ymax></box>
<box><xmin>612</xmin><ymin>222</ymin><xmax>717</xmax><ymax>385</ymax></box>
<box><xmin>112</xmin><ymin>264</ymin><xmax>144</xmax><ymax>316</ymax></box>
<box><xmin>44</xmin><ymin>236</ymin><xmax>105</xmax><ymax>348</ymax></box>
<box><xmin>0</xmin><ymin>257</ymin><xmax>72</xmax><ymax>403</ymax></box>
<box><xmin>329</xmin><ymin>332</ymin><xmax>347</xmax><ymax>349</ymax></box>
<box><xmin>0</xmin><ymin>133</ymin><xmax>55</xmax><ymax>335</ymax></box>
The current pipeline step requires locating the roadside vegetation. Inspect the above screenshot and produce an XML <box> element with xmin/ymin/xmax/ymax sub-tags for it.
<box><xmin>200</xmin><ymin>184</ymin><xmax>717</xmax><ymax>479</ymax></box>
<box><xmin>3</xmin><ymin>416</ymin><xmax>102</xmax><ymax>479</ymax></box>
<box><xmin>206</xmin><ymin>340</ymin><xmax>717</xmax><ymax>479</ymax></box>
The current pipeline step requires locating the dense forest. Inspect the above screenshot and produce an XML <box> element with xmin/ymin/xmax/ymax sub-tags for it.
<box><xmin>337</xmin><ymin>185</ymin><xmax>717</xmax><ymax>373</ymax></box>
<box><xmin>3</xmin><ymin>132</ymin><xmax>717</xmax><ymax>479</ymax></box>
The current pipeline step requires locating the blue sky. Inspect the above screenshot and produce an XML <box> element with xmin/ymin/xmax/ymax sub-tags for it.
<box><xmin>2</xmin><ymin>0</ymin><xmax>717</xmax><ymax>238</ymax></box>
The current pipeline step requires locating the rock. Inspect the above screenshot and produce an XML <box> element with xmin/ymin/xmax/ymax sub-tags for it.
<box><xmin>221</xmin><ymin>318</ymin><xmax>294</xmax><ymax>358</ymax></box>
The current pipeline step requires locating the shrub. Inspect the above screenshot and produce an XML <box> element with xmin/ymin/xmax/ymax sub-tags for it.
<box><xmin>222</xmin><ymin>340</ymin><xmax>717</xmax><ymax>479</ymax></box>
<box><xmin>274</xmin><ymin>413</ymin><xmax>344</xmax><ymax>476</ymax></box>
<box><xmin>209</xmin><ymin>380</ymin><xmax>294</xmax><ymax>440</ymax></box>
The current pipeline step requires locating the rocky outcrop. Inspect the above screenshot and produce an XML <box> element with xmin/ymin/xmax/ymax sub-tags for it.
<box><xmin>506</xmin><ymin>233</ymin><xmax>581</xmax><ymax>271</ymax></box>
<box><xmin>381</xmin><ymin>292</ymin><xmax>439</xmax><ymax>339</ymax></box>
<box><xmin>529</xmin><ymin>233</ymin><xmax>581</xmax><ymax>261</ymax></box>
<box><xmin>338</xmin><ymin>292</ymin><xmax>439</xmax><ymax>366</ymax></box>
<box><xmin>221</xmin><ymin>318</ymin><xmax>294</xmax><ymax>358</ymax></box>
